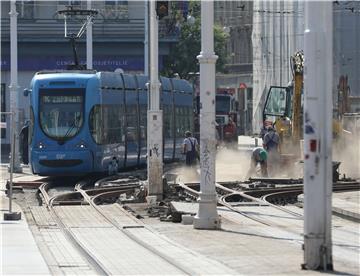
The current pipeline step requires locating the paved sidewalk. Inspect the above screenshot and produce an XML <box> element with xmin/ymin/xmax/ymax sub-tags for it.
<box><xmin>1</xmin><ymin>194</ymin><xmax>50</xmax><ymax>275</ymax></box>
<box><xmin>1</xmin><ymin>165</ymin><xmax>50</xmax><ymax>275</ymax></box>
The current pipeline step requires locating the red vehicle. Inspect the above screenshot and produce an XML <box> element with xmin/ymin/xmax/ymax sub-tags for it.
<box><xmin>215</xmin><ymin>88</ymin><xmax>238</xmax><ymax>143</ymax></box>
<box><xmin>193</xmin><ymin>86</ymin><xmax>239</xmax><ymax>143</ymax></box>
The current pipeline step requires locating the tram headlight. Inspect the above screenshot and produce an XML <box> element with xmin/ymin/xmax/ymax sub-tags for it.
<box><xmin>38</xmin><ymin>142</ymin><xmax>45</xmax><ymax>149</ymax></box>
<box><xmin>75</xmin><ymin>141</ymin><xmax>87</xmax><ymax>149</ymax></box>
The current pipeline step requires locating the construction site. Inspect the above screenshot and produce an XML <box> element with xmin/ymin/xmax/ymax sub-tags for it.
<box><xmin>1</xmin><ymin>1</ymin><xmax>359</xmax><ymax>275</ymax></box>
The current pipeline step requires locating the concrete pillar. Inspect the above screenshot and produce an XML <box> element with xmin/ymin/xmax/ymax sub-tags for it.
<box><xmin>193</xmin><ymin>0</ymin><xmax>221</xmax><ymax>230</ymax></box>
<box><xmin>9</xmin><ymin>0</ymin><xmax>22</xmax><ymax>172</ymax></box>
<box><xmin>147</xmin><ymin>0</ymin><xmax>163</xmax><ymax>200</ymax></box>
<box><xmin>303</xmin><ymin>1</ymin><xmax>333</xmax><ymax>271</ymax></box>
<box><xmin>86</xmin><ymin>0</ymin><xmax>93</xmax><ymax>69</ymax></box>
<box><xmin>144</xmin><ymin>1</ymin><xmax>149</xmax><ymax>76</ymax></box>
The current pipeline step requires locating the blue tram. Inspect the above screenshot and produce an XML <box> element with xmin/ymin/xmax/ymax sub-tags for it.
<box><xmin>27</xmin><ymin>70</ymin><xmax>193</xmax><ymax>176</ymax></box>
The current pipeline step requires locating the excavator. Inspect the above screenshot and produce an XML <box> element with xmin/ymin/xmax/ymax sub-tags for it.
<box><xmin>262</xmin><ymin>50</ymin><xmax>359</xmax><ymax>180</ymax></box>
<box><xmin>262</xmin><ymin>50</ymin><xmax>304</xmax><ymax>161</ymax></box>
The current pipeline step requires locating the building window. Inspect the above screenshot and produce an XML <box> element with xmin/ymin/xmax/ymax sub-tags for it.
<box><xmin>16</xmin><ymin>1</ymin><xmax>34</xmax><ymax>19</ymax></box>
<box><xmin>1</xmin><ymin>84</ymin><xmax>6</xmax><ymax>138</ymax></box>
<box><xmin>104</xmin><ymin>0</ymin><xmax>128</xmax><ymax>20</ymax></box>
<box><xmin>58</xmin><ymin>1</ymin><xmax>80</xmax><ymax>6</ymax></box>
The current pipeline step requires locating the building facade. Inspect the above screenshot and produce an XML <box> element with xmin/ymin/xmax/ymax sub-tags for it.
<box><xmin>214</xmin><ymin>1</ymin><xmax>253</xmax><ymax>134</ymax></box>
<box><xmin>252</xmin><ymin>0</ymin><xmax>360</xmax><ymax>133</ymax></box>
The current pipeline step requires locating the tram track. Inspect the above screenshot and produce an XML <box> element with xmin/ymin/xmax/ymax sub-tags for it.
<box><xmin>178</xmin><ymin>180</ymin><xmax>360</xmax><ymax>226</ymax></box>
<box><xmin>6</xmin><ymin>163</ymin><xmax>356</xmax><ymax>276</ymax></box>
<box><xmin>37</xmin><ymin>177</ymin><xmax>109</xmax><ymax>275</ymax></box>
<box><xmin>34</xmin><ymin>173</ymin><xmax>360</xmax><ymax>275</ymax></box>
<box><xmin>74</xmin><ymin>176</ymin><xmax>199</xmax><ymax>275</ymax></box>
<box><xmin>37</xmin><ymin>174</ymin><xmax>196</xmax><ymax>275</ymax></box>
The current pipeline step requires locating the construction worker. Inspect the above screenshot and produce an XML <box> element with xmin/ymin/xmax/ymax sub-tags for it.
<box><xmin>182</xmin><ymin>131</ymin><xmax>199</xmax><ymax>166</ymax></box>
<box><xmin>246</xmin><ymin>147</ymin><xmax>268</xmax><ymax>179</ymax></box>
<box><xmin>263</xmin><ymin>126</ymin><xmax>280</xmax><ymax>175</ymax></box>
<box><xmin>260</xmin><ymin>118</ymin><xmax>273</xmax><ymax>140</ymax></box>
<box><xmin>263</xmin><ymin>126</ymin><xmax>280</xmax><ymax>153</ymax></box>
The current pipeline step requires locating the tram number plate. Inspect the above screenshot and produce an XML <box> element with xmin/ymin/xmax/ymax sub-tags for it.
<box><xmin>56</xmin><ymin>154</ymin><xmax>66</xmax><ymax>159</ymax></box>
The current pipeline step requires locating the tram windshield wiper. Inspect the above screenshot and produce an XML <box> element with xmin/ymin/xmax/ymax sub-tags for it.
<box><xmin>58</xmin><ymin>117</ymin><xmax>80</xmax><ymax>144</ymax></box>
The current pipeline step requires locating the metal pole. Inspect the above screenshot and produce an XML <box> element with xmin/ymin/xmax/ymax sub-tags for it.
<box><xmin>303</xmin><ymin>1</ymin><xmax>333</xmax><ymax>270</ymax></box>
<box><xmin>9</xmin><ymin>0</ymin><xmax>22</xmax><ymax>173</ymax></box>
<box><xmin>3</xmin><ymin>112</ymin><xmax>21</xmax><ymax>221</ymax></box>
<box><xmin>144</xmin><ymin>0</ymin><xmax>149</xmax><ymax>76</ymax></box>
<box><xmin>9</xmin><ymin>113</ymin><xmax>15</xmax><ymax>212</ymax></box>
<box><xmin>147</xmin><ymin>0</ymin><xmax>163</xmax><ymax>200</ymax></box>
<box><xmin>193</xmin><ymin>0</ymin><xmax>221</xmax><ymax>230</ymax></box>
<box><xmin>86</xmin><ymin>0</ymin><xmax>93</xmax><ymax>69</ymax></box>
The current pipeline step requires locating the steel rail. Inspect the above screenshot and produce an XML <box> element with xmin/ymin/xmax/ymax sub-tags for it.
<box><xmin>177</xmin><ymin>181</ymin><xmax>360</xmax><ymax>225</ymax></box>
<box><xmin>177</xmin><ymin>181</ymin><xmax>294</xmax><ymax>225</ymax></box>
<box><xmin>216</xmin><ymin>183</ymin><xmax>304</xmax><ymax>218</ymax></box>
<box><xmin>36</xmin><ymin>173</ymin><xmax>193</xmax><ymax>275</ymax></box>
<box><xmin>38</xmin><ymin>182</ymin><xmax>51</xmax><ymax>207</ymax></box>
<box><xmin>37</xmin><ymin>177</ymin><xmax>110</xmax><ymax>275</ymax></box>
<box><xmin>75</xmin><ymin>178</ymin><xmax>195</xmax><ymax>276</ymax></box>
<box><xmin>218</xmin><ymin>195</ymin><xmax>273</xmax><ymax>226</ymax></box>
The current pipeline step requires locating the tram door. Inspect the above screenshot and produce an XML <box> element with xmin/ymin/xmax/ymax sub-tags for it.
<box><xmin>161</xmin><ymin>77</ymin><xmax>175</xmax><ymax>161</ymax></box>
<box><xmin>136</xmin><ymin>75</ymin><xmax>148</xmax><ymax>165</ymax></box>
<box><xmin>124</xmin><ymin>75</ymin><xmax>139</xmax><ymax>168</ymax></box>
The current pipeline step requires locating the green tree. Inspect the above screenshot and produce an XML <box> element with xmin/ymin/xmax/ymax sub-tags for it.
<box><xmin>162</xmin><ymin>2</ymin><xmax>229</xmax><ymax>80</ymax></box>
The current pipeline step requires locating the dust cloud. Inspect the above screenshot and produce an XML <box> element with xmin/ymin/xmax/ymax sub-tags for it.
<box><xmin>173</xmin><ymin>146</ymin><xmax>251</xmax><ymax>183</ymax></box>
<box><xmin>215</xmin><ymin>147</ymin><xmax>251</xmax><ymax>182</ymax></box>
<box><xmin>333</xmin><ymin>126</ymin><xmax>360</xmax><ymax>180</ymax></box>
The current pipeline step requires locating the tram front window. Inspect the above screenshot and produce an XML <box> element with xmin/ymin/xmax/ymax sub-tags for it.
<box><xmin>39</xmin><ymin>89</ymin><xmax>84</xmax><ymax>140</ymax></box>
<box><xmin>216</xmin><ymin>95</ymin><xmax>231</xmax><ymax>114</ymax></box>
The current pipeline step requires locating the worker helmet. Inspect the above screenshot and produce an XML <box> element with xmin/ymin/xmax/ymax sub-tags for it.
<box><xmin>259</xmin><ymin>149</ymin><xmax>267</xmax><ymax>161</ymax></box>
<box><xmin>185</xmin><ymin>131</ymin><xmax>192</xmax><ymax>137</ymax></box>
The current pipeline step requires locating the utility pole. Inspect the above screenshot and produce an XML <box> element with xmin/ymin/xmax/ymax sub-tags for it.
<box><xmin>86</xmin><ymin>0</ymin><xmax>93</xmax><ymax>69</ymax></box>
<box><xmin>303</xmin><ymin>1</ymin><xmax>333</xmax><ymax>271</ymax></box>
<box><xmin>193</xmin><ymin>0</ymin><xmax>221</xmax><ymax>230</ymax></box>
<box><xmin>144</xmin><ymin>0</ymin><xmax>149</xmax><ymax>76</ymax></box>
<box><xmin>9</xmin><ymin>0</ymin><xmax>22</xmax><ymax>173</ymax></box>
<box><xmin>147</xmin><ymin>0</ymin><xmax>163</xmax><ymax>200</ymax></box>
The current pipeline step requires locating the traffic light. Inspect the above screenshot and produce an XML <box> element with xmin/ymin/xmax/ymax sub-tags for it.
<box><xmin>156</xmin><ymin>1</ymin><xmax>168</xmax><ymax>19</ymax></box>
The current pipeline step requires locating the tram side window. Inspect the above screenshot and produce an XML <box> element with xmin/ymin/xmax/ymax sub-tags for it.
<box><xmin>105</xmin><ymin>106</ymin><xmax>123</xmax><ymax>144</ymax></box>
<box><xmin>175</xmin><ymin>106</ymin><xmax>181</xmax><ymax>138</ymax></box>
<box><xmin>89</xmin><ymin>105</ymin><xmax>123</xmax><ymax>144</ymax></box>
<box><xmin>185</xmin><ymin>106</ymin><xmax>192</xmax><ymax>133</ymax></box>
<box><xmin>139</xmin><ymin>103</ymin><xmax>147</xmax><ymax>140</ymax></box>
<box><xmin>175</xmin><ymin>106</ymin><xmax>188</xmax><ymax>138</ymax></box>
<box><xmin>163</xmin><ymin>105</ymin><xmax>172</xmax><ymax>139</ymax></box>
<box><xmin>89</xmin><ymin>105</ymin><xmax>103</xmax><ymax>144</ymax></box>
<box><xmin>126</xmin><ymin>105</ymin><xmax>137</xmax><ymax>142</ymax></box>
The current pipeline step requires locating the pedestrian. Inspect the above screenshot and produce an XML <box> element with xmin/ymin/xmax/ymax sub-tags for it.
<box><xmin>246</xmin><ymin>147</ymin><xmax>268</xmax><ymax>178</ymax></box>
<box><xmin>20</xmin><ymin>120</ymin><xmax>30</xmax><ymax>164</ymax></box>
<box><xmin>223</xmin><ymin>117</ymin><xmax>236</xmax><ymax>142</ymax></box>
<box><xmin>182</xmin><ymin>131</ymin><xmax>199</xmax><ymax>166</ymax></box>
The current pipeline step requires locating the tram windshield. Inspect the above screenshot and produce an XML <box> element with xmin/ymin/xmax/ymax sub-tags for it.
<box><xmin>39</xmin><ymin>89</ymin><xmax>85</xmax><ymax>140</ymax></box>
<box><xmin>216</xmin><ymin>95</ymin><xmax>231</xmax><ymax>114</ymax></box>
